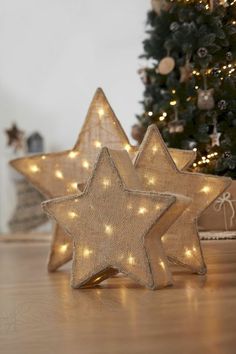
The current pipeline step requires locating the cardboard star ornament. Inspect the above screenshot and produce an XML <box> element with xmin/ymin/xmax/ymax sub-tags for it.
<box><xmin>10</xmin><ymin>88</ymin><xmax>195</xmax><ymax>272</ymax></box>
<box><xmin>43</xmin><ymin>147</ymin><xmax>191</xmax><ymax>289</ymax></box>
<box><xmin>134</xmin><ymin>125</ymin><xmax>231</xmax><ymax>274</ymax></box>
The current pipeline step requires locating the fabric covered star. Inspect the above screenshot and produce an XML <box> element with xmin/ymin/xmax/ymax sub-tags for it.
<box><xmin>134</xmin><ymin>125</ymin><xmax>231</xmax><ymax>274</ymax></box>
<box><xmin>43</xmin><ymin>147</ymin><xmax>190</xmax><ymax>289</ymax></box>
<box><xmin>10</xmin><ymin>89</ymin><xmax>195</xmax><ymax>272</ymax></box>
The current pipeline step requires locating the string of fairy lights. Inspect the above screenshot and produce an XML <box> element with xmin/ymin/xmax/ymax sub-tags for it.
<box><xmin>142</xmin><ymin>0</ymin><xmax>236</xmax><ymax>171</ymax></box>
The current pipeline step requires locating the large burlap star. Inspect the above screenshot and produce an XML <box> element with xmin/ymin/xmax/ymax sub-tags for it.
<box><xmin>134</xmin><ymin>125</ymin><xmax>231</xmax><ymax>274</ymax></box>
<box><xmin>43</xmin><ymin>148</ymin><xmax>190</xmax><ymax>289</ymax></box>
<box><xmin>10</xmin><ymin>88</ymin><xmax>195</xmax><ymax>272</ymax></box>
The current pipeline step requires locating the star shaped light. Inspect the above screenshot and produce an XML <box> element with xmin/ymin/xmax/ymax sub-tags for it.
<box><xmin>134</xmin><ymin>125</ymin><xmax>231</xmax><ymax>274</ymax></box>
<box><xmin>43</xmin><ymin>147</ymin><xmax>190</xmax><ymax>289</ymax></box>
<box><xmin>10</xmin><ymin>88</ymin><xmax>195</xmax><ymax>272</ymax></box>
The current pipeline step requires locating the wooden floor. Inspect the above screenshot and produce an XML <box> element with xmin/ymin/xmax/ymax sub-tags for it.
<box><xmin>0</xmin><ymin>239</ymin><xmax>236</xmax><ymax>354</ymax></box>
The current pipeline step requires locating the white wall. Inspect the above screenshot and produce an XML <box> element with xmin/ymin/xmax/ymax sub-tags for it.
<box><xmin>0</xmin><ymin>0</ymin><xmax>150</xmax><ymax>232</ymax></box>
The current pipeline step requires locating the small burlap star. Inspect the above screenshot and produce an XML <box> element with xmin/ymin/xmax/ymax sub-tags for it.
<box><xmin>43</xmin><ymin>148</ymin><xmax>190</xmax><ymax>289</ymax></box>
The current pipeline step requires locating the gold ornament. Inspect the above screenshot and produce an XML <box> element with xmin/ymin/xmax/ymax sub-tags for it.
<box><xmin>10</xmin><ymin>89</ymin><xmax>196</xmax><ymax>272</ymax></box>
<box><xmin>43</xmin><ymin>147</ymin><xmax>190</xmax><ymax>289</ymax></box>
<box><xmin>134</xmin><ymin>125</ymin><xmax>231</xmax><ymax>274</ymax></box>
<box><xmin>157</xmin><ymin>57</ymin><xmax>175</xmax><ymax>75</ymax></box>
<box><xmin>10</xmin><ymin>88</ymin><xmax>135</xmax><ymax>272</ymax></box>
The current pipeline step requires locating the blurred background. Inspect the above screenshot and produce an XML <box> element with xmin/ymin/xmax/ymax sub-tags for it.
<box><xmin>0</xmin><ymin>0</ymin><xmax>149</xmax><ymax>233</ymax></box>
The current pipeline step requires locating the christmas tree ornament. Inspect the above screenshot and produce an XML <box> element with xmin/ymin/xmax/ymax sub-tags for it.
<box><xmin>197</xmin><ymin>89</ymin><xmax>215</xmax><ymax>110</ymax></box>
<box><xmin>5</xmin><ymin>123</ymin><xmax>25</xmax><ymax>152</ymax></box>
<box><xmin>157</xmin><ymin>57</ymin><xmax>175</xmax><ymax>75</ymax></box>
<box><xmin>10</xmin><ymin>88</ymin><xmax>136</xmax><ymax>272</ymax></box>
<box><xmin>226</xmin><ymin>51</ymin><xmax>233</xmax><ymax>61</ymax></box>
<box><xmin>137</xmin><ymin>67</ymin><xmax>148</xmax><ymax>85</ymax></box>
<box><xmin>218</xmin><ymin>99</ymin><xmax>227</xmax><ymax>110</ymax></box>
<box><xmin>179</xmin><ymin>61</ymin><xmax>193</xmax><ymax>83</ymax></box>
<box><xmin>131</xmin><ymin>124</ymin><xmax>146</xmax><ymax>145</ymax></box>
<box><xmin>168</xmin><ymin>106</ymin><xmax>185</xmax><ymax>133</ymax></box>
<box><xmin>210</xmin><ymin>118</ymin><xmax>221</xmax><ymax>147</ymax></box>
<box><xmin>134</xmin><ymin>125</ymin><xmax>231</xmax><ymax>274</ymax></box>
<box><xmin>151</xmin><ymin>0</ymin><xmax>171</xmax><ymax>15</ymax></box>
<box><xmin>197</xmin><ymin>47</ymin><xmax>208</xmax><ymax>58</ymax></box>
<box><xmin>170</xmin><ymin>22</ymin><xmax>180</xmax><ymax>32</ymax></box>
<box><xmin>43</xmin><ymin>147</ymin><xmax>191</xmax><ymax>289</ymax></box>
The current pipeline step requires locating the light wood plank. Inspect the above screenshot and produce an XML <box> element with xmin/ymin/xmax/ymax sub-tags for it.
<box><xmin>0</xmin><ymin>240</ymin><xmax>236</xmax><ymax>354</ymax></box>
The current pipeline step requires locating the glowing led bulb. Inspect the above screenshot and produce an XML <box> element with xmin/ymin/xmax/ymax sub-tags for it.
<box><xmin>105</xmin><ymin>224</ymin><xmax>113</xmax><ymax>235</ymax></box>
<box><xmin>55</xmin><ymin>170</ymin><xmax>64</xmax><ymax>179</ymax></box>
<box><xmin>60</xmin><ymin>244</ymin><xmax>68</xmax><ymax>253</ymax></box>
<box><xmin>185</xmin><ymin>249</ymin><xmax>192</xmax><ymax>258</ymax></box>
<box><xmin>160</xmin><ymin>261</ymin><xmax>165</xmax><ymax>269</ymax></box>
<box><xmin>128</xmin><ymin>255</ymin><xmax>135</xmax><ymax>265</ymax></box>
<box><xmin>124</xmin><ymin>144</ymin><xmax>131</xmax><ymax>152</ymax></box>
<box><xmin>102</xmin><ymin>178</ymin><xmax>111</xmax><ymax>188</ymax></box>
<box><xmin>94</xmin><ymin>140</ymin><xmax>102</xmax><ymax>148</ymax></box>
<box><xmin>68</xmin><ymin>211</ymin><xmax>77</xmax><ymax>219</ymax></box>
<box><xmin>41</xmin><ymin>155</ymin><xmax>46</xmax><ymax>160</ymax></box>
<box><xmin>98</xmin><ymin>108</ymin><xmax>105</xmax><ymax>118</ymax></box>
<box><xmin>201</xmin><ymin>186</ymin><xmax>210</xmax><ymax>194</ymax></box>
<box><xmin>29</xmin><ymin>164</ymin><xmax>40</xmax><ymax>173</ymax></box>
<box><xmin>148</xmin><ymin>111</ymin><xmax>153</xmax><ymax>116</ymax></box>
<box><xmin>83</xmin><ymin>248</ymin><xmax>93</xmax><ymax>258</ymax></box>
<box><xmin>82</xmin><ymin>160</ymin><xmax>90</xmax><ymax>169</ymax></box>
<box><xmin>70</xmin><ymin>182</ymin><xmax>78</xmax><ymax>191</ymax></box>
<box><xmin>138</xmin><ymin>207</ymin><xmax>147</xmax><ymax>215</ymax></box>
<box><xmin>68</xmin><ymin>151</ymin><xmax>78</xmax><ymax>159</ymax></box>
<box><xmin>170</xmin><ymin>100</ymin><xmax>177</xmax><ymax>106</ymax></box>
<box><xmin>152</xmin><ymin>145</ymin><xmax>158</xmax><ymax>153</ymax></box>
<box><xmin>148</xmin><ymin>177</ymin><xmax>156</xmax><ymax>185</ymax></box>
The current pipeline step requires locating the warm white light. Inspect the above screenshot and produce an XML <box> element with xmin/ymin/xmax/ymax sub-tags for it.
<box><xmin>68</xmin><ymin>151</ymin><xmax>78</xmax><ymax>159</ymax></box>
<box><xmin>138</xmin><ymin>207</ymin><xmax>147</xmax><ymax>215</ymax></box>
<box><xmin>159</xmin><ymin>116</ymin><xmax>165</xmax><ymax>121</ymax></box>
<box><xmin>60</xmin><ymin>244</ymin><xmax>68</xmax><ymax>253</ymax></box>
<box><xmin>105</xmin><ymin>224</ymin><xmax>113</xmax><ymax>235</ymax></box>
<box><xmin>68</xmin><ymin>211</ymin><xmax>77</xmax><ymax>219</ymax></box>
<box><xmin>170</xmin><ymin>100</ymin><xmax>177</xmax><ymax>106</ymax></box>
<box><xmin>124</xmin><ymin>144</ymin><xmax>131</xmax><ymax>152</ymax></box>
<box><xmin>185</xmin><ymin>249</ymin><xmax>192</xmax><ymax>258</ymax></box>
<box><xmin>102</xmin><ymin>178</ymin><xmax>111</xmax><ymax>188</ymax></box>
<box><xmin>128</xmin><ymin>255</ymin><xmax>135</xmax><ymax>265</ymax></box>
<box><xmin>98</xmin><ymin>108</ymin><xmax>105</xmax><ymax>118</ymax></box>
<box><xmin>201</xmin><ymin>186</ymin><xmax>210</xmax><ymax>193</ymax></box>
<box><xmin>148</xmin><ymin>111</ymin><xmax>153</xmax><ymax>116</ymax></box>
<box><xmin>83</xmin><ymin>248</ymin><xmax>93</xmax><ymax>258</ymax></box>
<box><xmin>163</xmin><ymin>112</ymin><xmax>167</xmax><ymax>117</ymax></box>
<box><xmin>193</xmin><ymin>163</ymin><xmax>197</xmax><ymax>167</ymax></box>
<box><xmin>55</xmin><ymin>170</ymin><xmax>64</xmax><ymax>179</ymax></box>
<box><xmin>160</xmin><ymin>261</ymin><xmax>165</xmax><ymax>269</ymax></box>
<box><xmin>69</xmin><ymin>182</ymin><xmax>78</xmax><ymax>191</ymax></box>
<box><xmin>29</xmin><ymin>164</ymin><xmax>40</xmax><ymax>173</ymax></box>
<box><xmin>41</xmin><ymin>155</ymin><xmax>46</xmax><ymax>160</ymax></box>
<box><xmin>193</xmin><ymin>148</ymin><xmax>197</xmax><ymax>151</ymax></box>
<box><xmin>152</xmin><ymin>145</ymin><xmax>158</xmax><ymax>153</ymax></box>
<box><xmin>94</xmin><ymin>140</ymin><xmax>102</xmax><ymax>148</ymax></box>
<box><xmin>82</xmin><ymin>160</ymin><xmax>90</xmax><ymax>169</ymax></box>
<box><xmin>148</xmin><ymin>177</ymin><xmax>156</xmax><ymax>185</ymax></box>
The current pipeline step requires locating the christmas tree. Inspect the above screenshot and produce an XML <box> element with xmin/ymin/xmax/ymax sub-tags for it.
<box><xmin>137</xmin><ymin>0</ymin><xmax>236</xmax><ymax>178</ymax></box>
